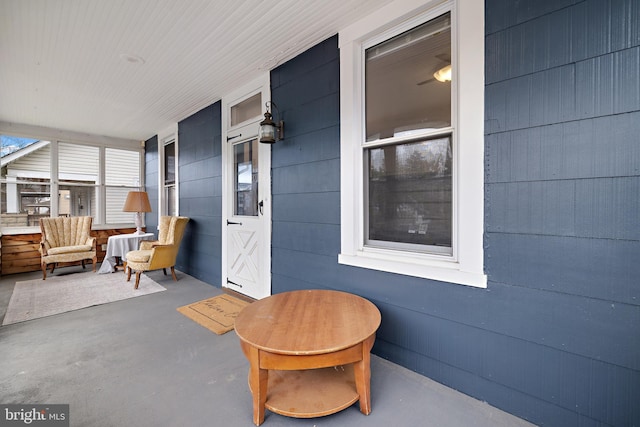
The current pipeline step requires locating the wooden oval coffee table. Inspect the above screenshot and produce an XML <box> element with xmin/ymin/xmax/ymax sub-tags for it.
<box><xmin>234</xmin><ymin>289</ymin><xmax>381</xmax><ymax>426</ymax></box>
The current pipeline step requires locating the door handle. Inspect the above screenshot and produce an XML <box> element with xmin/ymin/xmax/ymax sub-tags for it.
<box><xmin>258</xmin><ymin>200</ymin><xmax>264</xmax><ymax>215</ymax></box>
<box><xmin>227</xmin><ymin>220</ymin><xmax>242</xmax><ymax>226</ymax></box>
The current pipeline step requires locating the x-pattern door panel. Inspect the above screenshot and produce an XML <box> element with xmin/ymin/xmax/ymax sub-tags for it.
<box><xmin>228</xmin><ymin>227</ymin><xmax>260</xmax><ymax>285</ymax></box>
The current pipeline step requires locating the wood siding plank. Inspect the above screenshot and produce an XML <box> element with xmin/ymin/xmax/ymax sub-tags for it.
<box><xmin>1</xmin><ymin>227</ymin><xmax>138</xmax><ymax>275</ymax></box>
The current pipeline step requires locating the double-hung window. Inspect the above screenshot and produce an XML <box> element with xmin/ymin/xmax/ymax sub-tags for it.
<box><xmin>339</xmin><ymin>0</ymin><xmax>486</xmax><ymax>287</ymax></box>
<box><xmin>158</xmin><ymin>125</ymin><xmax>178</xmax><ymax>217</ymax></box>
<box><xmin>163</xmin><ymin>139</ymin><xmax>176</xmax><ymax>216</ymax></box>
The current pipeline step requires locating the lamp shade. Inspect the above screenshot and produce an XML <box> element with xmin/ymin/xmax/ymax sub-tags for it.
<box><xmin>123</xmin><ymin>191</ymin><xmax>152</xmax><ymax>213</ymax></box>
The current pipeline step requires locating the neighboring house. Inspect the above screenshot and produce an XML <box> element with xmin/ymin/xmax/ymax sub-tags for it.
<box><xmin>149</xmin><ymin>1</ymin><xmax>639</xmax><ymax>427</ymax></box>
<box><xmin>1</xmin><ymin>141</ymin><xmax>138</xmax><ymax>227</ymax></box>
<box><xmin>1</xmin><ymin>140</ymin><xmax>53</xmax><ymax>225</ymax></box>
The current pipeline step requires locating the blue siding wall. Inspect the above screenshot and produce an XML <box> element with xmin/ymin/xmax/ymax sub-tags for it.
<box><xmin>148</xmin><ymin>1</ymin><xmax>638</xmax><ymax>425</ymax></box>
<box><xmin>485</xmin><ymin>0</ymin><xmax>640</xmax><ymax>425</ymax></box>
<box><xmin>270</xmin><ymin>36</ymin><xmax>341</xmax><ymax>295</ymax></box>
<box><xmin>145</xmin><ymin>104</ymin><xmax>222</xmax><ymax>283</ymax></box>
<box><xmin>174</xmin><ymin>102</ymin><xmax>223</xmax><ymax>283</ymax></box>
<box><xmin>267</xmin><ymin>1</ymin><xmax>639</xmax><ymax>423</ymax></box>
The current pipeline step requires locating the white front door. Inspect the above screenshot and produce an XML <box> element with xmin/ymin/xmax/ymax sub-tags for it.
<box><xmin>222</xmin><ymin>82</ymin><xmax>271</xmax><ymax>300</ymax></box>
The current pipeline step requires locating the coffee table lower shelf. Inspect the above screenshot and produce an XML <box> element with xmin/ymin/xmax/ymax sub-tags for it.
<box><xmin>248</xmin><ymin>364</ymin><xmax>359</xmax><ymax>418</ymax></box>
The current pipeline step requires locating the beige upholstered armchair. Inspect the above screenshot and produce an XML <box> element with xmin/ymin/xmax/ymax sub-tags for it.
<box><xmin>125</xmin><ymin>216</ymin><xmax>189</xmax><ymax>289</ymax></box>
<box><xmin>39</xmin><ymin>216</ymin><xmax>97</xmax><ymax>280</ymax></box>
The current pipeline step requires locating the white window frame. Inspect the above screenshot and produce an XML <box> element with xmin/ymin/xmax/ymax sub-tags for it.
<box><xmin>338</xmin><ymin>0</ymin><xmax>486</xmax><ymax>288</ymax></box>
<box><xmin>158</xmin><ymin>124</ymin><xmax>179</xmax><ymax>217</ymax></box>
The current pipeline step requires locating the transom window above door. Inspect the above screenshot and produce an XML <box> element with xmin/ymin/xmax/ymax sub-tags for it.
<box><xmin>231</xmin><ymin>93</ymin><xmax>262</xmax><ymax>127</ymax></box>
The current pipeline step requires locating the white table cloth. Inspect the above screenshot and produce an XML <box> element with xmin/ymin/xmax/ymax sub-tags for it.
<box><xmin>98</xmin><ymin>232</ymin><xmax>155</xmax><ymax>274</ymax></box>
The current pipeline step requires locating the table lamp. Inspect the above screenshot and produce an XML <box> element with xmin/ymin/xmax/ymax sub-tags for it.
<box><xmin>123</xmin><ymin>191</ymin><xmax>152</xmax><ymax>235</ymax></box>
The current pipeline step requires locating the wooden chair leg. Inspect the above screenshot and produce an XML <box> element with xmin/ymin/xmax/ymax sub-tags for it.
<box><xmin>170</xmin><ymin>266</ymin><xmax>177</xmax><ymax>281</ymax></box>
<box><xmin>50</xmin><ymin>263</ymin><xmax>56</xmax><ymax>273</ymax></box>
<box><xmin>134</xmin><ymin>272</ymin><xmax>141</xmax><ymax>289</ymax></box>
<box><xmin>81</xmin><ymin>260</ymin><xmax>86</xmax><ymax>269</ymax></box>
<box><xmin>127</xmin><ymin>267</ymin><xmax>132</xmax><ymax>282</ymax></box>
<box><xmin>92</xmin><ymin>257</ymin><xmax>97</xmax><ymax>272</ymax></box>
<box><xmin>41</xmin><ymin>263</ymin><xmax>47</xmax><ymax>280</ymax></box>
<box><xmin>162</xmin><ymin>268</ymin><xmax>167</xmax><ymax>276</ymax></box>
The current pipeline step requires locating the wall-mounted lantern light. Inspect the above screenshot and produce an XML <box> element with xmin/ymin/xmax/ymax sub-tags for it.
<box><xmin>259</xmin><ymin>101</ymin><xmax>284</xmax><ymax>144</ymax></box>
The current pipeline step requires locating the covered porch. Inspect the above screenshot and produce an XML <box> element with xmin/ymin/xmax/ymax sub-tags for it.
<box><xmin>1</xmin><ymin>1</ymin><xmax>639</xmax><ymax>425</ymax></box>
<box><xmin>0</xmin><ymin>267</ymin><xmax>533</xmax><ymax>427</ymax></box>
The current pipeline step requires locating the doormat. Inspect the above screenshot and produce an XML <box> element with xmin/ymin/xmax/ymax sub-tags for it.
<box><xmin>177</xmin><ymin>294</ymin><xmax>251</xmax><ymax>335</ymax></box>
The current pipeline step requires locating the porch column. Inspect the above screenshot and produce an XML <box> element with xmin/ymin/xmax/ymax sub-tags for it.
<box><xmin>6</xmin><ymin>175</ymin><xmax>19</xmax><ymax>213</ymax></box>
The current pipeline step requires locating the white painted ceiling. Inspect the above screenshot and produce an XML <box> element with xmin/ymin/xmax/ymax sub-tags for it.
<box><xmin>0</xmin><ymin>0</ymin><xmax>393</xmax><ymax>142</ymax></box>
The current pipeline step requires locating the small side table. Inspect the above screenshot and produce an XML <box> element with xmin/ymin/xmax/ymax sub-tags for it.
<box><xmin>234</xmin><ymin>289</ymin><xmax>381</xmax><ymax>425</ymax></box>
<box><xmin>98</xmin><ymin>232</ymin><xmax>154</xmax><ymax>274</ymax></box>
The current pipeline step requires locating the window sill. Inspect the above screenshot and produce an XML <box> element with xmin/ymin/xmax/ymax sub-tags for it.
<box><xmin>338</xmin><ymin>250</ymin><xmax>487</xmax><ymax>288</ymax></box>
<box><xmin>1</xmin><ymin>226</ymin><xmax>41</xmax><ymax>235</ymax></box>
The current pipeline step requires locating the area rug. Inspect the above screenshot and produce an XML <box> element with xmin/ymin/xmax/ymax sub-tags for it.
<box><xmin>2</xmin><ymin>271</ymin><xmax>166</xmax><ymax>326</ymax></box>
<box><xmin>177</xmin><ymin>294</ymin><xmax>251</xmax><ymax>335</ymax></box>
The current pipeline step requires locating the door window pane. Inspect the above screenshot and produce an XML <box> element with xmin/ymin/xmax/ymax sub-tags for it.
<box><xmin>365</xmin><ymin>12</ymin><xmax>451</xmax><ymax>141</ymax></box>
<box><xmin>367</xmin><ymin>136</ymin><xmax>452</xmax><ymax>253</ymax></box>
<box><xmin>234</xmin><ymin>139</ymin><xmax>258</xmax><ymax>216</ymax></box>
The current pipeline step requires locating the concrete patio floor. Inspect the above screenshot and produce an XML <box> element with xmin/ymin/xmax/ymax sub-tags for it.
<box><xmin>0</xmin><ymin>266</ymin><xmax>536</xmax><ymax>427</ymax></box>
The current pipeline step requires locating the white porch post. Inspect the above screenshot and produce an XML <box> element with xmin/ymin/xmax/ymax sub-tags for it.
<box><xmin>6</xmin><ymin>175</ymin><xmax>18</xmax><ymax>213</ymax></box>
